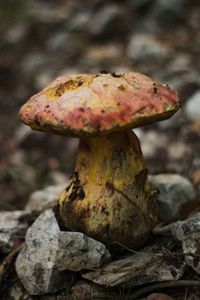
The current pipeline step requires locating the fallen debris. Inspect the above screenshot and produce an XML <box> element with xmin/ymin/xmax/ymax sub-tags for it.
<box><xmin>82</xmin><ymin>245</ymin><xmax>185</xmax><ymax>288</ymax></box>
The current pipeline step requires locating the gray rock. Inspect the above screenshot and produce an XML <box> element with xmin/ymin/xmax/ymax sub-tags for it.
<box><xmin>146</xmin><ymin>0</ymin><xmax>186</xmax><ymax>29</ymax></box>
<box><xmin>185</xmin><ymin>91</ymin><xmax>200</xmax><ymax>121</ymax></box>
<box><xmin>16</xmin><ymin>209</ymin><xmax>71</xmax><ymax>295</ymax></box>
<box><xmin>154</xmin><ymin>0</ymin><xmax>185</xmax><ymax>15</ymax></box>
<box><xmin>6</xmin><ymin>22</ymin><xmax>27</xmax><ymax>44</ymax></box>
<box><xmin>83</xmin><ymin>245</ymin><xmax>185</xmax><ymax>287</ymax></box>
<box><xmin>149</xmin><ymin>174</ymin><xmax>196</xmax><ymax>220</ymax></box>
<box><xmin>171</xmin><ymin>213</ymin><xmax>200</xmax><ymax>274</ymax></box>
<box><xmin>89</xmin><ymin>5</ymin><xmax>121</xmax><ymax>36</ymax></box>
<box><xmin>26</xmin><ymin>1</ymin><xmax>71</xmax><ymax>22</ymax></box>
<box><xmin>0</xmin><ymin>211</ymin><xmax>31</xmax><ymax>254</ymax></box>
<box><xmin>167</xmin><ymin>142</ymin><xmax>190</xmax><ymax>160</ymax></box>
<box><xmin>139</xmin><ymin>130</ymin><xmax>168</xmax><ymax>158</ymax></box>
<box><xmin>69</xmin><ymin>11</ymin><xmax>92</xmax><ymax>32</ymax></box>
<box><xmin>25</xmin><ymin>183</ymin><xmax>66</xmax><ymax>212</ymax></box>
<box><xmin>166</xmin><ymin>72</ymin><xmax>200</xmax><ymax>94</ymax></box>
<box><xmin>16</xmin><ymin>209</ymin><xmax>110</xmax><ymax>295</ymax></box>
<box><xmin>46</xmin><ymin>31</ymin><xmax>84</xmax><ymax>58</ymax></box>
<box><xmin>22</xmin><ymin>52</ymin><xmax>47</xmax><ymax>74</ymax></box>
<box><xmin>55</xmin><ymin>231</ymin><xmax>111</xmax><ymax>272</ymax></box>
<box><xmin>127</xmin><ymin>33</ymin><xmax>168</xmax><ymax>61</ymax></box>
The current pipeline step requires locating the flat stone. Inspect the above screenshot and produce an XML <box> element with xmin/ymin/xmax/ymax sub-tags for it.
<box><xmin>55</xmin><ymin>232</ymin><xmax>111</xmax><ymax>272</ymax></box>
<box><xmin>16</xmin><ymin>209</ymin><xmax>110</xmax><ymax>295</ymax></box>
<box><xmin>0</xmin><ymin>210</ymin><xmax>31</xmax><ymax>254</ymax></box>
<box><xmin>82</xmin><ymin>245</ymin><xmax>185</xmax><ymax>288</ymax></box>
<box><xmin>185</xmin><ymin>91</ymin><xmax>200</xmax><ymax>121</ymax></box>
<box><xmin>25</xmin><ymin>183</ymin><xmax>66</xmax><ymax>212</ymax></box>
<box><xmin>171</xmin><ymin>213</ymin><xmax>200</xmax><ymax>274</ymax></box>
<box><xmin>149</xmin><ymin>174</ymin><xmax>196</xmax><ymax>220</ymax></box>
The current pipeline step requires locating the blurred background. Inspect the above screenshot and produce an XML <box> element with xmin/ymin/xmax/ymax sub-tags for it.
<box><xmin>0</xmin><ymin>0</ymin><xmax>200</xmax><ymax>211</ymax></box>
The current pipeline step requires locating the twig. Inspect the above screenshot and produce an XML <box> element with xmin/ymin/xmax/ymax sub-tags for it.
<box><xmin>130</xmin><ymin>280</ymin><xmax>200</xmax><ymax>299</ymax></box>
<box><xmin>112</xmin><ymin>241</ymin><xmax>155</xmax><ymax>255</ymax></box>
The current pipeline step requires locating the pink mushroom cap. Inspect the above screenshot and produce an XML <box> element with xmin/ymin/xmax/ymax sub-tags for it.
<box><xmin>19</xmin><ymin>72</ymin><xmax>180</xmax><ymax>137</ymax></box>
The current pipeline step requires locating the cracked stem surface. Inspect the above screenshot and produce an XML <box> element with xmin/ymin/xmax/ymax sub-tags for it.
<box><xmin>59</xmin><ymin>129</ymin><xmax>157</xmax><ymax>250</ymax></box>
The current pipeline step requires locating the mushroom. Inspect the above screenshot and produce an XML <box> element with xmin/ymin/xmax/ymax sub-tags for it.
<box><xmin>19</xmin><ymin>72</ymin><xmax>180</xmax><ymax>250</ymax></box>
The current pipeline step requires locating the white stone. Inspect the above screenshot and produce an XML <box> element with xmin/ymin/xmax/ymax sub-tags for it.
<box><xmin>89</xmin><ymin>5</ymin><xmax>121</xmax><ymax>35</ymax></box>
<box><xmin>127</xmin><ymin>33</ymin><xmax>168</xmax><ymax>61</ymax></box>
<box><xmin>185</xmin><ymin>91</ymin><xmax>200</xmax><ymax>121</ymax></box>
<box><xmin>149</xmin><ymin>174</ymin><xmax>196</xmax><ymax>220</ymax></box>
<box><xmin>25</xmin><ymin>183</ymin><xmax>66</xmax><ymax>212</ymax></box>
<box><xmin>168</xmin><ymin>142</ymin><xmax>190</xmax><ymax>160</ymax></box>
<box><xmin>0</xmin><ymin>211</ymin><xmax>30</xmax><ymax>253</ymax></box>
<box><xmin>16</xmin><ymin>209</ymin><xmax>110</xmax><ymax>295</ymax></box>
<box><xmin>140</xmin><ymin>130</ymin><xmax>168</xmax><ymax>158</ymax></box>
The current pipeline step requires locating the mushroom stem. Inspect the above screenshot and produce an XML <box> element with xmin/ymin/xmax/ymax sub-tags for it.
<box><xmin>59</xmin><ymin>129</ymin><xmax>157</xmax><ymax>250</ymax></box>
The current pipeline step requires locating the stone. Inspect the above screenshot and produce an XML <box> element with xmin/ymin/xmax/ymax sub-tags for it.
<box><xmin>171</xmin><ymin>213</ymin><xmax>200</xmax><ymax>274</ymax></box>
<box><xmin>153</xmin><ymin>0</ymin><xmax>185</xmax><ymax>15</ymax></box>
<box><xmin>149</xmin><ymin>174</ymin><xmax>196</xmax><ymax>220</ymax></box>
<box><xmin>5</xmin><ymin>22</ymin><xmax>27</xmax><ymax>44</ymax></box>
<box><xmin>85</xmin><ymin>44</ymin><xmax>122</xmax><ymax>62</ymax></box>
<box><xmin>185</xmin><ymin>91</ymin><xmax>200</xmax><ymax>121</ymax></box>
<box><xmin>89</xmin><ymin>5</ymin><xmax>122</xmax><ymax>36</ymax></box>
<box><xmin>46</xmin><ymin>31</ymin><xmax>84</xmax><ymax>59</ymax></box>
<box><xmin>127</xmin><ymin>33</ymin><xmax>168</xmax><ymax>61</ymax></box>
<box><xmin>22</xmin><ymin>52</ymin><xmax>47</xmax><ymax>74</ymax></box>
<box><xmin>0</xmin><ymin>211</ymin><xmax>31</xmax><ymax>254</ymax></box>
<box><xmin>14</xmin><ymin>124</ymin><xmax>32</xmax><ymax>147</ymax></box>
<box><xmin>139</xmin><ymin>130</ymin><xmax>168</xmax><ymax>159</ymax></box>
<box><xmin>147</xmin><ymin>0</ymin><xmax>186</xmax><ymax>28</ymax></box>
<box><xmin>16</xmin><ymin>209</ymin><xmax>110</xmax><ymax>295</ymax></box>
<box><xmin>168</xmin><ymin>54</ymin><xmax>191</xmax><ymax>73</ymax></box>
<box><xmin>69</xmin><ymin>11</ymin><xmax>92</xmax><ymax>32</ymax></box>
<box><xmin>55</xmin><ymin>231</ymin><xmax>111</xmax><ymax>272</ymax></box>
<box><xmin>82</xmin><ymin>245</ymin><xmax>185</xmax><ymax>288</ymax></box>
<box><xmin>167</xmin><ymin>72</ymin><xmax>200</xmax><ymax>96</ymax></box>
<box><xmin>25</xmin><ymin>183</ymin><xmax>66</xmax><ymax>212</ymax></box>
<box><xmin>168</xmin><ymin>142</ymin><xmax>190</xmax><ymax>160</ymax></box>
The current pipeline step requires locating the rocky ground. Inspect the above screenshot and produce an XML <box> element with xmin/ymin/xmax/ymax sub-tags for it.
<box><xmin>0</xmin><ymin>0</ymin><xmax>200</xmax><ymax>299</ymax></box>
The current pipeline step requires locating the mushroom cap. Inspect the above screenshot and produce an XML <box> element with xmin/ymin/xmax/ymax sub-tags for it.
<box><xmin>19</xmin><ymin>72</ymin><xmax>180</xmax><ymax>137</ymax></box>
